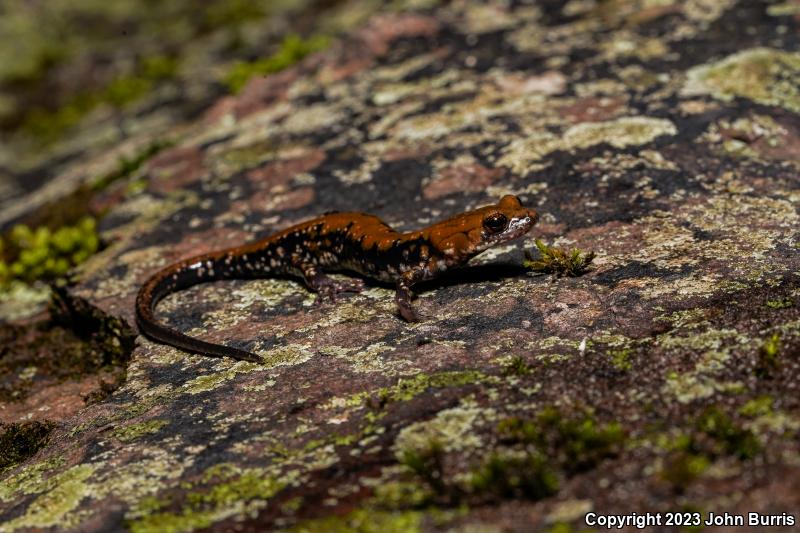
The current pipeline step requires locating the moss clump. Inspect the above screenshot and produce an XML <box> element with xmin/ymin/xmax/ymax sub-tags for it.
<box><xmin>223</xmin><ymin>34</ymin><xmax>329</xmax><ymax>93</ymax></box>
<box><xmin>661</xmin><ymin>407</ymin><xmax>760</xmax><ymax>491</ymax></box>
<box><xmin>660</xmin><ymin>452</ymin><xmax>711</xmax><ymax>492</ymax></box>
<box><xmin>502</xmin><ymin>355</ymin><xmax>532</xmax><ymax>376</ymax></box>
<box><xmin>524</xmin><ymin>240</ymin><xmax>595</xmax><ymax>277</ymax></box>
<box><xmin>372</xmin><ymin>480</ymin><xmax>434</xmax><ymax>509</ymax></box>
<box><xmin>0</xmin><ymin>218</ymin><xmax>98</xmax><ymax>288</ymax></box>
<box><xmin>470</xmin><ymin>451</ymin><xmax>559</xmax><ymax>501</ymax></box>
<box><xmin>738</xmin><ymin>396</ymin><xmax>774</xmax><ymax>418</ymax></box>
<box><xmin>498</xmin><ymin>408</ymin><xmax>625</xmax><ymax>473</ymax></box>
<box><xmin>394</xmin><ymin>408</ymin><xmax>623</xmax><ymax>505</ymax></box>
<box><xmin>399</xmin><ymin>439</ymin><xmax>446</xmax><ymax>494</ymax></box>
<box><xmin>693</xmin><ymin>408</ymin><xmax>760</xmax><ymax>460</ymax></box>
<box><xmin>0</xmin><ymin>421</ymin><xmax>56</xmax><ymax>471</ymax></box>
<box><xmin>608</xmin><ymin>348</ymin><xmax>632</xmax><ymax>372</ymax></box>
<box><xmin>755</xmin><ymin>332</ymin><xmax>781</xmax><ymax>378</ymax></box>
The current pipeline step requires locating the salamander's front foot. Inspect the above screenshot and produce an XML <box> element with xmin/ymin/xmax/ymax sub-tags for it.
<box><xmin>310</xmin><ymin>274</ymin><xmax>365</xmax><ymax>304</ymax></box>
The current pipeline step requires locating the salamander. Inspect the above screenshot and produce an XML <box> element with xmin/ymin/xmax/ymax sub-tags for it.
<box><xmin>135</xmin><ymin>194</ymin><xmax>538</xmax><ymax>362</ymax></box>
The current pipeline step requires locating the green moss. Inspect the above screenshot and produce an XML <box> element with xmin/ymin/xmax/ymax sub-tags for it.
<box><xmin>356</xmin><ymin>370</ymin><xmax>487</xmax><ymax>409</ymax></box>
<box><xmin>0</xmin><ymin>217</ymin><xmax>98</xmax><ymax>287</ymax></box>
<box><xmin>2</xmin><ymin>463</ymin><xmax>98</xmax><ymax>530</ymax></box>
<box><xmin>766</xmin><ymin>297</ymin><xmax>793</xmax><ymax>309</ymax></box>
<box><xmin>0</xmin><ymin>454</ymin><xmax>66</xmax><ymax>502</ymax></box>
<box><xmin>524</xmin><ymin>239</ymin><xmax>595</xmax><ymax>277</ymax></box>
<box><xmin>659</xmin><ymin>406</ymin><xmax>761</xmax><ymax>490</ymax></box>
<box><xmin>739</xmin><ymin>396</ymin><xmax>774</xmax><ymax>418</ymax></box>
<box><xmin>0</xmin><ymin>421</ymin><xmax>56</xmax><ymax>471</ymax></box>
<box><xmin>502</xmin><ymin>355</ymin><xmax>532</xmax><ymax>376</ymax></box>
<box><xmin>111</xmin><ymin>420</ymin><xmax>169</xmax><ymax>443</ymax></box>
<box><xmin>128</xmin><ymin>469</ymin><xmax>283</xmax><ymax>533</ymax></box>
<box><xmin>91</xmin><ymin>139</ymin><xmax>173</xmax><ymax>192</ymax></box>
<box><xmin>693</xmin><ymin>408</ymin><xmax>760</xmax><ymax>460</ymax></box>
<box><xmin>660</xmin><ymin>452</ymin><xmax>711</xmax><ymax>491</ymax></box>
<box><xmin>288</xmin><ymin>508</ymin><xmax>425</xmax><ymax>533</ymax></box>
<box><xmin>371</xmin><ymin>480</ymin><xmax>434</xmax><ymax>509</ymax></box>
<box><xmin>756</xmin><ymin>332</ymin><xmax>781</xmax><ymax>377</ymax></box>
<box><xmin>499</xmin><ymin>408</ymin><xmax>625</xmax><ymax>473</ymax></box>
<box><xmin>20</xmin><ymin>55</ymin><xmax>179</xmax><ymax>144</ymax></box>
<box><xmin>470</xmin><ymin>451</ymin><xmax>559</xmax><ymax>501</ymax></box>
<box><xmin>223</xmin><ymin>33</ymin><xmax>329</xmax><ymax>93</ymax></box>
<box><xmin>399</xmin><ymin>439</ymin><xmax>446</xmax><ymax>494</ymax></box>
<box><xmin>608</xmin><ymin>348</ymin><xmax>633</xmax><ymax>372</ymax></box>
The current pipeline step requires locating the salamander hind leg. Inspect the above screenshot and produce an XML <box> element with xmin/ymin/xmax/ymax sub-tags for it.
<box><xmin>395</xmin><ymin>269</ymin><xmax>424</xmax><ymax>322</ymax></box>
<box><xmin>301</xmin><ymin>266</ymin><xmax>365</xmax><ymax>304</ymax></box>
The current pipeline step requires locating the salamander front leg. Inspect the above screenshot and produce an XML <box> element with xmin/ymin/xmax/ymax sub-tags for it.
<box><xmin>301</xmin><ymin>266</ymin><xmax>365</xmax><ymax>304</ymax></box>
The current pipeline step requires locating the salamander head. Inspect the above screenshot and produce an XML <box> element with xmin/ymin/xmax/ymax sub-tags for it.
<box><xmin>424</xmin><ymin>195</ymin><xmax>538</xmax><ymax>263</ymax></box>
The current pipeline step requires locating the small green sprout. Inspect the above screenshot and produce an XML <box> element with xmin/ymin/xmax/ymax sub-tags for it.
<box><xmin>524</xmin><ymin>239</ymin><xmax>595</xmax><ymax>277</ymax></box>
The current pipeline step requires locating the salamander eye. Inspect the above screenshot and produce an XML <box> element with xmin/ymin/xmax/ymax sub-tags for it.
<box><xmin>482</xmin><ymin>213</ymin><xmax>508</xmax><ymax>233</ymax></box>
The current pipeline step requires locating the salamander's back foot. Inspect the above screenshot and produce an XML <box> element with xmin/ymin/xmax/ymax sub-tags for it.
<box><xmin>309</xmin><ymin>274</ymin><xmax>365</xmax><ymax>304</ymax></box>
<box><xmin>395</xmin><ymin>285</ymin><xmax>420</xmax><ymax>322</ymax></box>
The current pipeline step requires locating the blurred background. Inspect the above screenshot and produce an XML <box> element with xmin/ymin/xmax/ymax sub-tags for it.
<box><xmin>0</xmin><ymin>0</ymin><xmax>433</xmax><ymax>220</ymax></box>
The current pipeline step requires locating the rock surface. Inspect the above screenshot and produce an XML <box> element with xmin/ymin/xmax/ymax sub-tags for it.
<box><xmin>2</xmin><ymin>1</ymin><xmax>800</xmax><ymax>531</ymax></box>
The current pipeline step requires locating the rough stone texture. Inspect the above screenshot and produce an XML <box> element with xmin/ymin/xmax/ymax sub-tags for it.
<box><xmin>2</xmin><ymin>1</ymin><xmax>800</xmax><ymax>532</ymax></box>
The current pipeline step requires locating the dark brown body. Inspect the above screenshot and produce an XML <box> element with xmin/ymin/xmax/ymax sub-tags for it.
<box><xmin>136</xmin><ymin>195</ymin><xmax>537</xmax><ymax>362</ymax></box>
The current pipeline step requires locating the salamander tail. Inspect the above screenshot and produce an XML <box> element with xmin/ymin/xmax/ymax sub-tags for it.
<box><xmin>135</xmin><ymin>266</ymin><xmax>262</xmax><ymax>363</ymax></box>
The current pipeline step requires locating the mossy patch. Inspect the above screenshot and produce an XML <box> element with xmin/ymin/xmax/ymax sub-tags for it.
<box><xmin>20</xmin><ymin>55</ymin><xmax>179</xmax><ymax>144</ymax></box>
<box><xmin>0</xmin><ymin>453</ymin><xmax>65</xmax><ymax>502</ymax></box>
<box><xmin>1</xmin><ymin>463</ymin><xmax>98</xmax><ymax>531</ymax></box>
<box><xmin>659</xmin><ymin>407</ymin><xmax>760</xmax><ymax>492</ymax></box>
<box><xmin>182</xmin><ymin>360</ymin><xmax>262</xmax><ymax>394</ymax></box>
<box><xmin>766</xmin><ymin>297</ymin><xmax>794</xmax><ymax>309</ymax></box>
<box><xmin>0</xmin><ymin>217</ymin><xmax>98</xmax><ymax>288</ymax></box>
<box><xmin>111</xmin><ymin>420</ymin><xmax>169</xmax><ymax>443</ymax></box>
<box><xmin>502</xmin><ymin>355</ymin><xmax>533</xmax><ymax>376</ymax></box>
<box><xmin>127</xmin><ymin>466</ymin><xmax>284</xmax><ymax>533</ymax></box>
<box><xmin>288</xmin><ymin>508</ymin><xmax>426</xmax><ymax>533</ymax></box>
<box><xmin>683</xmin><ymin>48</ymin><xmax>800</xmax><ymax>113</ymax></box>
<box><xmin>607</xmin><ymin>348</ymin><xmax>632</xmax><ymax>372</ymax></box>
<box><xmin>498</xmin><ymin>408</ymin><xmax>625</xmax><ymax>474</ymax></box>
<box><xmin>326</xmin><ymin>370</ymin><xmax>488</xmax><ymax>410</ymax></box>
<box><xmin>223</xmin><ymin>33</ymin><xmax>329</xmax><ymax>93</ymax></box>
<box><xmin>393</xmin><ymin>406</ymin><xmax>624</xmax><ymax>505</ymax></box>
<box><xmin>470</xmin><ymin>450</ymin><xmax>559</xmax><ymax>501</ymax></box>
